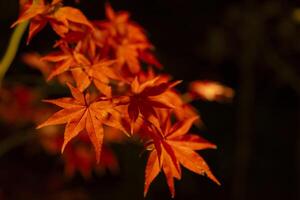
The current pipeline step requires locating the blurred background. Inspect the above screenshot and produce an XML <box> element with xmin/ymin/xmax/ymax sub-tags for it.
<box><xmin>0</xmin><ymin>0</ymin><xmax>300</xmax><ymax>199</ymax></box>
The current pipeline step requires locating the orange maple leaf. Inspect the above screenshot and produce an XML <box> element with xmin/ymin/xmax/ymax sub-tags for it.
<box><xmin>12</xmin><ymin>0</ymin><xmax>93</xmax><ymax>43</ymax></box>
<box><xmin>42</xmin><ymin>42</ymin><xmax>85</xmax><ymax>81</ymax></box>
<box><xmin>104</xmin><ymin>2</ymin><xmax>130</xmax><ymax>37</ymax></box>
<box><xmin>115</xmin><ymin>41</ymin><xmax>152</xmax><ymax>74</ymax></box>
<box><xmin>98</xmin><ymin>3</ymin><xmax>159</xmax><ymax>74</ymax></box>
<box><xmin>71</xmin><ymin>58</ymin><xmax>121</xmax><ymax>96</ymax></box>
<box><xmin>144</xmin><ymin>116</ymin><xmax>220</xmax><ymax>197</ymax></box>
<box><xmin>37</xmin><ymin>83</ymin><xmax>123</xmax><ymax>162</ymax></box>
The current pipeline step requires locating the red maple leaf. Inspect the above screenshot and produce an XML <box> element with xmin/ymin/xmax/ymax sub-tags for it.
<box><xmin>115</xmin><ymin>77</ymin><xmax>180</xmax><ymax>133</ymax></box>
<box><xmin>144</xmin><ymin>116</ymin><xmax>220</xmax><ymax>197</ymax></box>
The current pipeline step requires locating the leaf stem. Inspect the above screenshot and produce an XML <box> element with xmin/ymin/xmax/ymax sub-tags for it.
<box><xmin>0</xmin><ymin>21</ymin><xmax>29</xmax><ymax>85</ymax></box>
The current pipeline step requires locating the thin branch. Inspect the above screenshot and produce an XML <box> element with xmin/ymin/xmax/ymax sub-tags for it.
<box><xmin>0</xmin><ymin>21</ymin><xmax>29</xmax><ymax>86</ymax></box>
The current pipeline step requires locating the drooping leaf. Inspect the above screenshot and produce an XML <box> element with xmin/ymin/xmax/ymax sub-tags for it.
<box><xmin>144</xmin><ymin>116</ymin><xmax>220</xmax><ymax>197</ymax></box>
<box><xmin>38</xmin><ymin>84</ymin><xmax>123</xmax><ymax>162</ymax></box>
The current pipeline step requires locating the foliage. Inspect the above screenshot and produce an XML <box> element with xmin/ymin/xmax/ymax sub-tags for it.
<box><xmin>0</xmin><ymin>0</ymin><xmax>234</xmax><ymax>197</ymax></box>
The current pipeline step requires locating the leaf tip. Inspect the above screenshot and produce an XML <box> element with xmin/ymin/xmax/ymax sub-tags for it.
<box><xmin>143</xmin><ymin>189</ymin><xmax>148</xmax><ymax>198</ymax></box>
<box><xmin>36</xmin><ymin>124</ymin><xmax>43</xmax><ymax>129</ymax></box>
<box><xmin>61</xmin><ymin>141</ymin><xmax>68</xmax><ymax>154</ymax></box>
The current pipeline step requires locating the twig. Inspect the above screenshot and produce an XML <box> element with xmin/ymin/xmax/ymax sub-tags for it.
<box><xmin>0</xmin><ymin>21</ymin><xmax>29</xmax><ymax>86</ymax></box>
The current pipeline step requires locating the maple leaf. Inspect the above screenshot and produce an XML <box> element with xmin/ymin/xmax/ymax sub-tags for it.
<box><xmin>71</xmin><ymin>57</ymin><xmax>121</xmax><ymax>96</ymax></box>
<box><xmin>99</xmin><ymin>3</ymin><xmax>157</xmax><ymax>74</ymax></box>
<box><xmin>103</xmin><ymin>3</ymin><xmax>130</xmax><ymax>37</ymax></box>
<box><xmin>103</xmin><ymin>3</ymin><xmax>149</xmax><ymax>44</ymax></box>
<box><xmin>79</xmin><ymin>28</ymin><xmax>106</xmax><ymax>58</ymax></box>
<box><xmin>42</xmin><ymin>42</ymin><xmax>86</xmax><ymax>81</ymax></box>
<box><xmin>115</xmin><ymin>41</ymin><xmax>151</xmax><ymax>74</ymax></box>
<box><xmin>12</xmin><ymin>0</ymin><xmax>93</xmax><ymax>43</ymax></box>
<box><xmin>116</xmin><ymin>43</ymin><xmax>141</xmax><ymax>74</ymax></box>
<box><xmin>37</xmin><ymin>83</ymin><xmax>123</xmax><ymax>162</ymax></box>
<box><xmin>12</xmin><ymin>0</ymin><xmax>46</xmax><ymax>26</ymax></box>
<box><xmin>51</xmin><ymin>5</ymin><xmax>94</xmax><ymax>37</ymax></box>
<box><xmin>144</xmin><ymin>116</ymin><xmax>220</xmax><ymax>197</ymax></box>
<box><xmin>115</xmin><ymin>77</ymin><xmax>180</xmax><ymax>133</ymax></box>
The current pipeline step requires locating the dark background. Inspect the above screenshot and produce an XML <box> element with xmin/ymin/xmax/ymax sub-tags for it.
<box><xmin>0</xmin><ymin>0</ymin><xmax>300</xmax><ymax>199</ymax></box>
